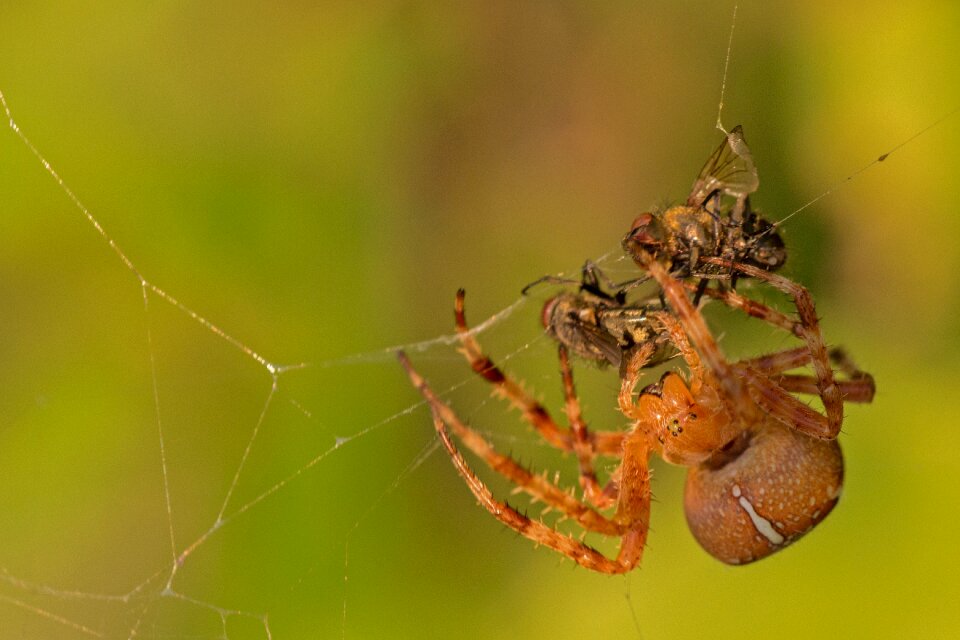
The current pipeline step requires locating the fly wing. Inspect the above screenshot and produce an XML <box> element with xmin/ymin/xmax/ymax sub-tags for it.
<box><xmin>687</xmin><ymin>125</ymin><xmax>759</xmax><ymax>207</ymax></box>
<box><xmin>572</xmin><ymin>321</ymin><xmax>624</xmax><ymax>368</ymax></box>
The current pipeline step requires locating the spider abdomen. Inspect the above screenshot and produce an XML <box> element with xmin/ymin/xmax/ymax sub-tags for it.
<box><xmin>683</xmin><ymin>421</ymin><xmax>843</xmax><ymax>565</ymax></box>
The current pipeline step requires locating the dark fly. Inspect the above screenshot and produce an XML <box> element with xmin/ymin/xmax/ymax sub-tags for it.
<box><xmin>526</xmin><ymin>262</ymin><xmax>675</xmax><ymax>371</ymax></box>
<box><xmin>622</xmin><ymin>126</ymin><xmax>786</xmax><ymax>296</ymax></box>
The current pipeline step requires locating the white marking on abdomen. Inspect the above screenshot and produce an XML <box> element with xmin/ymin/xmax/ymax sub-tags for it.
<box><xmin>732</xmin><ymin>484</ymin><xmax>785</xmax><ymax>546</ymax></box>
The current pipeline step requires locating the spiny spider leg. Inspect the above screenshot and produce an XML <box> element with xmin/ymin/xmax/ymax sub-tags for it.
<box><xmin>767</xmin><ymin>374</ymin><xmax>875</xmax><ymax>403</ymax></box>
<box><xmin>558</xmin><ymin>345</ymin><xmax>616</xmax><ymax>509</ymax></box>
<box><xmin>644</xmin><ymin>251</ymin><xmax>858</xmax><ymax>439</ymax></box>
<box><xmin>453</xmin><ymin>289</ymin><xmax>624</xmax><ymax>455</ymax></box>
<box><xmin>398</xmin><ymin>351</ymin><xmax>625</xmax><ymax>535</ymax></box>
<box><xmin>700</xmin><ymin>256</ymin><xmax>854</xmax><ymax>438</ymax></box>
<box><xmin>398</xmin><ymin>350</ymin><xmax>650</xmax><ymax>574</ymax></box>
<box><xmin>738</xmin><ymin>346</ymin><xmax>875</xmax><ymax>403</ymax></box>
<box><xmin>632</xmin><ymin>252</ymin><xmax>757</xmax><ymax>425</ymax></box>
<box><xmin>739</xmin><ymin>346</ymin><xmax>815</xmax><ymax>374</ymax></box>
<box><xmin>743</xmin><ymin>352</ymin><xmax>881</xmax><ymax>432</ymax></box>
<box><xmin>687</xmin><ymin>273</ymin><xmax>876</xmax><ymax>409</ymax></box>
<box><xmin>685</xmin><ymin>278</ymin><xmax>875</xmax><ymax>403</ymax></box>
<box><xmin>730</xmin><ymin>365</ymin><xmax>843</xmax><ymax>438</ymax></box>
<box><xmin>690</xmin><ymin>282</ymin><xmax>804</xmax><ymax>338</ymax></box>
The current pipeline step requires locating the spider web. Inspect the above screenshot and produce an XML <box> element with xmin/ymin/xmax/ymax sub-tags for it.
<box><xmin>0</xmin><ymin>85</ymin><xmax>649</xmax><ymax>636</ymax></box>
<box><xmin>0</xmin><ymin>4</ymin><xmax>958</xmax><ymax>640</ymax></box>
<box><xmin>0</xmin><ymin>80</ymin><xmax>662</xmax><ymax>637</ymax></box>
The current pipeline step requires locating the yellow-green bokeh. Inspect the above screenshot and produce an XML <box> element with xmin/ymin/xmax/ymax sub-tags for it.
<box><xmin>0</xmin><ymin>2</ymin><xmax>958</xmax><ymax>638</ymax></box>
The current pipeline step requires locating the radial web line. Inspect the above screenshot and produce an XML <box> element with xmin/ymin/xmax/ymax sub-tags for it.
<box><xmin>0</xmin><ymin>594</ymin><xmax>103</xmax><ymax>638</ymax></box>
<box><xmin>774</xmin><ymin>103</ymin><xmax>960</xmax><ymax>229</ymax></box>
<box><xmin>217</xmin><ymin>377</ymin><xmax>279</xmax><ymax>523</ymax></box>
<box><xmin>0</xmin><ymin>90</ymin><xmax>278</xmax><ymax>375</ymax></box>
<box><xmin>143</xmin><ymin>286</ymin><xmax>179</xmax><ymax>566</ymax></box>
<box><xmin>1</xmin><ymin>84</ymin><xmax>535</xmax><ymax>633</ymax></box>
<box><xmin>715</xmin><ymin>3</ymin><xmax>738</xmax><ymax>135</ymax></box>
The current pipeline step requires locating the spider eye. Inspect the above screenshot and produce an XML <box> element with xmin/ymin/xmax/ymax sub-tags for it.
<box><xmin>668</xmin><ymin>418</ymin><xmax>683</xmax><ymax>437</ymax></box>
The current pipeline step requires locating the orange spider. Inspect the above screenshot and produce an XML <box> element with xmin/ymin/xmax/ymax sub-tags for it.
<box><xmin>399</xmin><ymin>260</ymin><xmax>874</xmax><ymax>571</ymax></box>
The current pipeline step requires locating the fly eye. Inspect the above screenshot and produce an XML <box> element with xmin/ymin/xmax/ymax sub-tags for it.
<box><xmin>629</xmin><ymin>212</ymin><xmax>655</xmax><ymax>234</ymax></box>
<box><xmin>540</xmin><ymin>297</ymin><xmax>559</xmax><ymax>329</ymax></box>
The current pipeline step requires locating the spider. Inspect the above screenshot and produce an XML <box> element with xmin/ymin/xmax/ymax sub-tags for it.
<box><xmin>398</xmin><ymin>260</ymin><xmax>874</xmax><ymax>571</ymax></box>
<box><xmin>622</xmin><ymin>125</ymin><xmax>787</xmax><ymax>300</ymax></box>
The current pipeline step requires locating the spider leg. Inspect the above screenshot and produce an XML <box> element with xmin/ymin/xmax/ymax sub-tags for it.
<box><xmin>691</xmin><ymin>281</ymin><xmax>803</xmax><ymax>338</ymax></box>
<box><xmin>701</xmin><ymin>257</ymin><xmax>848</xmax><ymax>438</ymax></box>
<box><xmin>631</xmin><ymin>251</ymin><xmax>756</xmax><ymax>423</ymax></box>
<box><xmin>771</xmin><ymin>347</ymin><xmax>875</xmax><ymax>403</ymax></box>
<box><xmin>617</xmin><ymin>342</ymin><xmax>668</xmax><ymax>421</ymax></box>
<box><xmin>453</xmin><ymin>289</ymin><xmax>624</xmax><ymax>456</ymax></box>
<box><xmin>429</xmin><ymin>405</ymin><xmax>625</xmax><ymax>572</ymax></box>
<box><xmin>738</xmin><ymin>346</ymin><xmax>875</xmax><ymax>402</ymax></box>
<box><xmin>770</xmin><ymin>374</ymin><xmax>875</xmax><ymax>403</ymax></box>
<box><xmin>558</xmin><ymin>345</ymin><xmax>616</xmax><ymax>509</ymax></box>
<box><xmin>690</xmin><ymin>279</ymin><xmax>872</xmax><ymax>390</ymax></box>
<box><xmin>738</xmin><ymin>346</ymin><xmax>812</xmax><ymax>375</ymax></box>
<box><xmin>399</xmin><ymin>350</ymin><xmax>648</xmax><ymax>573</ymax></box>
<box><xmin>737</xmin><ymin>366</ymin><xmax>843</xmax><ymax>438</ymax></box>
<box><xmin>398</xmin><ymin>350</ymin><xmax>624</xmax><ymax>534</ymax></box>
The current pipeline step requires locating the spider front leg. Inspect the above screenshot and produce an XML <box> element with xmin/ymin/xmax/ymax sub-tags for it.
<box><xmin>699</xmin><ymin>257</ymin><xmax>868</xmax><ymax>438</ymax></box>
<box><xmin>452</xmin><ymin>289</ymin><xmax>625</xmax><ymax>455</ymax></box>
<box><xmin>741</xmin><ymin>346</ymin><xmax>875</xmax><ymax>404</ymax></box>
<box><xmin>398</xmin><ymin>351</ymin><xmax>623</xmax><ymax>536</ymax></box>
<box><xmin>692</xmin><ymin>283</ymin><xmax>872</xmax><ymax>406</ymax></box>
<box><xmin>398</xmin><ymin>350</ymin><xmax>651</xmax><ymax>574</ymax></box>
<box><xmin>558</xmin><ymin>345</ymin><xmax>616</xmax><ymax>509</ymax></box>
<box><xmin>673</xmin><ymin>256</ymin><xmax>870</xmax><ymax>437</ymax></box>
<box><xmin>630</xmin><ymin>251</ymin><xmax>757</xmax><ymax>427</ymax></box>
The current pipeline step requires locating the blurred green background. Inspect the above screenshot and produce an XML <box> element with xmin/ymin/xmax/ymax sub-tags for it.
<box><xmin>1</xmin><ymin>1</ymin><xmax>959</xmax><ymax>638</ymax></box>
